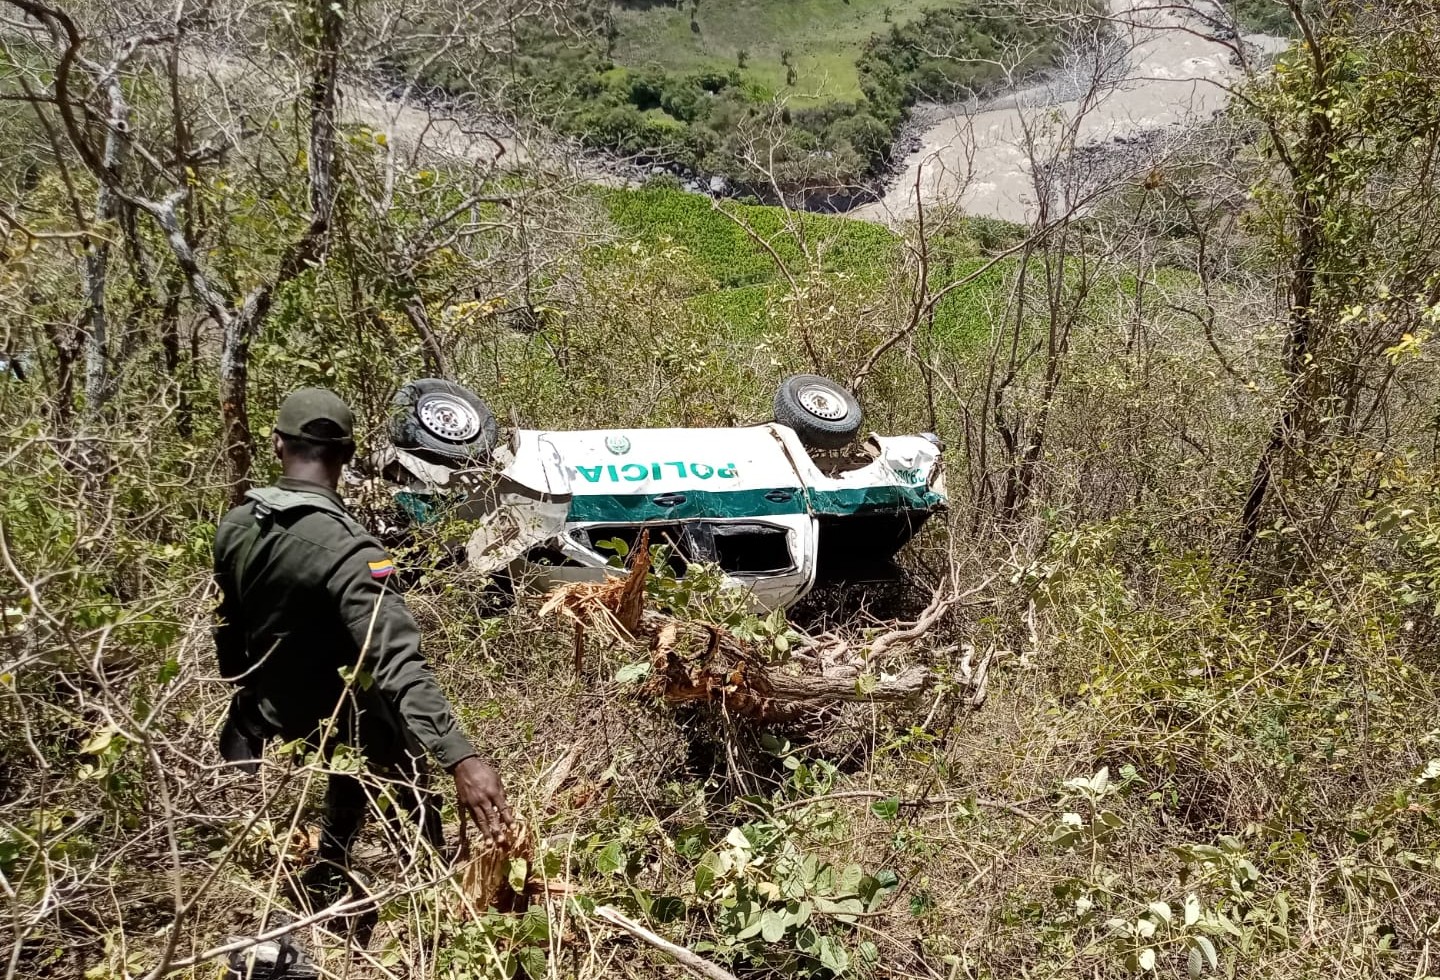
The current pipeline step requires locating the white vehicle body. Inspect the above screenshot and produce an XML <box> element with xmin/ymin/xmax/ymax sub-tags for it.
<box><xmin>381</xmin><ymin>423</ymin><xmax>945</xmax><ymax>612</ymax></box>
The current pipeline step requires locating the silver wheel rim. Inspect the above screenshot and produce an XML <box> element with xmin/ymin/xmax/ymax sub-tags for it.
<box><xmin>797</xmin><ymin>384</ymin><xmax>850</xmax><ymax>422</ymax></box>
<box><xmin>417</xmin><ymin>392</ymin><xmax>481</xmax><ymax>441</ymax></box>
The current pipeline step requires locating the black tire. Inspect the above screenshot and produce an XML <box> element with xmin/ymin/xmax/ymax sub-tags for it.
<box><xmin>389</xmin><ymin>378</ymin><xmax>499</xmax><ymax>463</ymax></box>
<box><xmin>774</xmin><ymin>374</ymin><xmax>863</xmax><ymax>450</ymax></box>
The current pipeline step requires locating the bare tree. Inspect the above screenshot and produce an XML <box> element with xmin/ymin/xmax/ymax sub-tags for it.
<box><xmin>3</xmin><ymin>0</ymin><xmax>343</xmax><ymax>498</ymax></box>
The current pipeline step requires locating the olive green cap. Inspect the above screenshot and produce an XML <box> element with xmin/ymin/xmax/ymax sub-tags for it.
<box><xmin>274</xmin><ymin>387</ymin><xmax>355</xmax><ymax>445</ymax></box>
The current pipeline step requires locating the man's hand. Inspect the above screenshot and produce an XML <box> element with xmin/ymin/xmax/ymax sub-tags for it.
<box><xmin>451</xmin><ymin>756</ymin><xmax>514</xmax><ymax>845</ymax></box>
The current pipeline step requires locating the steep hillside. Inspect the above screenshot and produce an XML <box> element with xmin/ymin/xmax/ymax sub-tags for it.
<box><xmin>5</xmin><ymin>3</ymin><xmax>1440</xmax><ymax>980</ymax></box>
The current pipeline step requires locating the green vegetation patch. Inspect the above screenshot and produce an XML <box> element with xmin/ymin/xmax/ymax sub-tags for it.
<box><xmin>609</xmin><ymin>0</ymin><xmax>938</xmax><ymax>105</ymax></box>
<box><xmin>1232</xmin><ymin>0</ymin><xmax>1303</xmax><ymax>36</ymax></box>
<box><xmin>602</xmin><ymin>186</ymin><xmax>901</xmax><ymax>287</ymax></box>
<box><xmin>931</xmin><ymin>256</ymin><xmax>1009</xmax><ymax>345</ymax></box>
<box><xmin>595</xmin><ymin>186</ymin><xmax>1019</xmax><ymax>346</ymax></box>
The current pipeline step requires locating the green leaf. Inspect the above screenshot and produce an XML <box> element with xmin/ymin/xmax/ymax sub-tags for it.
<box><xmin>507</xmin><ymin>857</ymin><xmax>528</xmax><ymax>892</ymax></box>
<box><xmin>1184</xmin><ymin>893</ymin><xmax>1201</xmax><ymax>927</ymax></box>
<box><xmin>735</xmin><ymin>907</ymin><xmax>765</xmax><ymax>940</ymax></box>
<box><xmin>78</xmin><ymin>728</ymin><xmax>115</xmax><ymax>755</ymax></box>
<box><xmin>694</xmin><ymin>854</ymin><xmax>719</xmax><ymax>893</ymax></box>
<box><xmin>1194</xmin><ymin>935</ymin><xmax>1219</xmax><ymax>970</ymax></box>
<box><xmin>814</xmin><ymin>896</ymin><xmax>864</xmax><ymax>922</ymax></box>
<box><xmin>870</xmin><ymin>797</ymin><xmax>900</xmax><ymax>820</ymax></box>
<box><xmin>598</xmin><ymin>537</ymin><xmax>629</xmax><ymax>557</ymax></box>
<box><xmin>1138</xmin><ymin>947</ymin><xmax>1156</xmax><ymax>971</ymax></box>
<box><xmin>629</xmin><ymin>887</ymin><xmax>654</xmax><ymax>917</ymax></box>
<box><xmin>1417</xmin><ymin>758</ymin><xmax>1440</xmax><ymax>785</ymax></box>
<box><xmin>615</xmin><ymin>661</ymin><xmax>651</xmax><ymax>684</ymax></box>
<box><xmin>1214</xmin><ymin>912</ymin><xmax>1242</xmax><ymax>938</ymax></box>
<box><xmin>594</xmin><ymin>841</ymin><xmax>625</xmax><ymax>875</ymax></box>
<box><xmin>1049</xmin><ymin>827</ymin><xmax>1081</xmax><ymax>849</ymax></box>
<box><xmin>759</xmin><ymin>732</ymin><xmax>787</xmax><ymax>754</ymax></box>
<box><xmin>861</xmin><ymin>869</ymin><xmax>900</xmax><ymax>911</ymax></box>
<box><xmin>815</xmin><ymin>935</ymin><xmax>849</xmax><ymax>974</ymax></box>
<box><xmin>515</xmin><ymin>946</ymin><xmax>547</xmax><ymax>978</ymax></box>
<box><xmin>792</xmin><ymin>900</ymin><xmax>813</xmax><ymax>927</ymax></box>
<box><xmin>1148</xmin><ymin>901</ymin><xmax>1172</xmax><ymax>923</ymax></box>
<box><xmin>761</xmin><ymin>909</ymin><xmax>788</xmax><ymax>942</ymax></box>
<box><xmin>1188</xmin><ymin>947</ymin><xmax>1203</xmax><ymax>979</ymax></box>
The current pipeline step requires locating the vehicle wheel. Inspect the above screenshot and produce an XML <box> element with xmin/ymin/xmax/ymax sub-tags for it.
<box><xmin>389</xmin><ymin>378</ymin><xmax>499</xmax><ymax>463</ymax></box>
<box><xmin>773</xmin><ymin>374</ymin><xmax>863</xmax><ymax>450</ymax></box>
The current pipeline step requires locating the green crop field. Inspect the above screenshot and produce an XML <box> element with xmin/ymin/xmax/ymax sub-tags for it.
<box><xmin>610</xmin><ymin>0</ymin><xmax>936</xmax><ymax>105</ymax></box>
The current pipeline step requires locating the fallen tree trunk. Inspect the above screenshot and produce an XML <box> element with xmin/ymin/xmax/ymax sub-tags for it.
<box><xmin>539</xmin><ymin>532</ymin><xmax>940</xmax><ymax>722</ymax></box>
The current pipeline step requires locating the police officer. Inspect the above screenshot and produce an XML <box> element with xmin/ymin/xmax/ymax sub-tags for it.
<box><xmin>213</xmin><ymin>388</ymin><xmax>511</xmax><ymax>906</ymax></box>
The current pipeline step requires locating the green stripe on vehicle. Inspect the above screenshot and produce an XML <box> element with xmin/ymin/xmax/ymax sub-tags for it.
<box><xmin>396</xmin><ymin>490</ymin><xmax>446</xmax><ymax>524</ymax></box>
<box><xmin>398</xmin><ymin>488</ymin><xmax>500</xmax><ymax>525</ymax></box>
<box><xmin>805</xmin><ymin>485</ymin><xmax>947</xmax><ymax>516</ymax></box>
<box><xmin>568</xmin><ymin>488</ymin><xmax>807</xmax><ymax>523</ymax></box>
<box><xmin>566</xmin><ymin>485</ymin><xmax>945</xmax><ymax>524</ymax></box>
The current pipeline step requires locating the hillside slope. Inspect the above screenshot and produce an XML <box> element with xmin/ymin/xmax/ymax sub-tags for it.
<box><xmin>4</xmin><ymin>3</ymin><xmax>1440</xmax><ymax>979</ymax></box>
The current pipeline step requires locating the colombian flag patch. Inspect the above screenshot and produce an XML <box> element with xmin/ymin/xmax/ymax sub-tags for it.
<box><xmin>368</xmin><ymin>558</ymin><xmax>396</xmax><ymax>579</ymax></box>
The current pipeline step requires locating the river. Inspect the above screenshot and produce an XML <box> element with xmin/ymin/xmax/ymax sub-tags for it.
<box><xmin>851</xmin><ymin>0</ymin><xmax>1288</xmax><ymax>225</ymax></box>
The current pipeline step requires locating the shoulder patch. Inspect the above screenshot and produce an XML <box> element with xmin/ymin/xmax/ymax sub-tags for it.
<box><xmin>368</xmin><ymin>557</ymin><xmax>396</xmax><ymax>579</ymax></box>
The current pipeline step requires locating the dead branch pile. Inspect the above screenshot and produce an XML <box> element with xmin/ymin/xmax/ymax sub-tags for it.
<box><xmin>538</xmin><ymin>532</ymin><xmax>966</xmax><ymax>723</ymax></box>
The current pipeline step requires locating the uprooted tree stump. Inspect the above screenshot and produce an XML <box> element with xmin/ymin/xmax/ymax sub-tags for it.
<box><xmin>538</xmin><ymin>532</ymin><xmax>966</xmax><ymax>724</ymax></box>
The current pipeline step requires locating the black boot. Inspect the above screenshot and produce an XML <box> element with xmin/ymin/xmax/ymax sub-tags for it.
<box><xmin>297</xmin><ymin>859</ymin><xmax>379</xmax><ymax>947</ymax></box>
